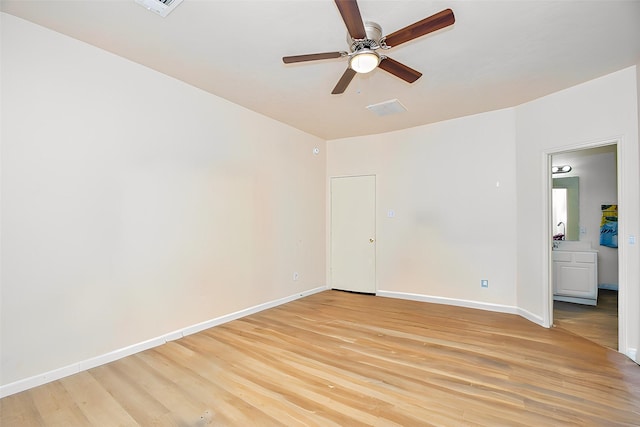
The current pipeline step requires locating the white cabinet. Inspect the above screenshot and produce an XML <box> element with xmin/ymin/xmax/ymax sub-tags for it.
<box><xmin>553</xmin><ymin>250</ymin><xmax>598</xmax><ymax>305</ymax></box>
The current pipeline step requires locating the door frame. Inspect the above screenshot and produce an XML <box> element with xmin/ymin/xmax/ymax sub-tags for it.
<box><xmin>329</xmin><ymin>174</ymin><xmax>377</xmax><ymax>294</ymax></box>
<box><xmin>543</xmin><ymin>138</ymin><xmax>625</xmax><ymax>353</ymax></box>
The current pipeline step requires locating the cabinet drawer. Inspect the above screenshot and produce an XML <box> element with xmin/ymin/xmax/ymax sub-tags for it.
<box><xmin>552</xmin><ymin>252</ymin><xmax>573</xmax><ymax>262</ymax></box>
<box><xmin>574</xmin><ymin>252</ymin><xmax>596</xmax><ymax>263</ymax></box>
<box><xmin>552</xmin><ymin>251</ymin><xmax>596</xmax><ymax>263</ymax></box>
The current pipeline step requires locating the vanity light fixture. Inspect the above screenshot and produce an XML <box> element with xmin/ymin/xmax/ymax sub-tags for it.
<box><xmin>552</xmin><ymin>165</ymin><xmax>572</xmax><ymax>174</ymax></box>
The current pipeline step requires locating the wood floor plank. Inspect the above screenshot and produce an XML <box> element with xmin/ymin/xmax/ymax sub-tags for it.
<box><xmin>88</xmin><ymin>361</ymin><xmax>175</xmax><ymax>425</ymax></box>
<box><xmin>59</xmin><ymin>371</ymin><xmax>138</xmax><ymax>426</ymax></box>
<box><xmin>0</xmin><ymin>388</ymin><xmax>45</xmax><ymax>426</ymax></box>
<box><xmin>554</xmin><ymin>288</ymin><xmax>618</xmax><ymax>350</ymax></box>
<box><xmin>29</xmin><ymin>380</ymin><xmax>91</xmax><ymax>426</ymax></box>
<box><xmin>2</xmin><ymin>290</ymin><xmax>639</xmax><ymax>426</ymax></box>
<box><xmin>143</xmin><ymin>343</ymin><xmax>284</xmax><ymax>426</ymax></box>
<box><xmin>209</xmin><ymin>319</ymin><xmax>498</xmax><ymax>423</ymax></box>
<box><xmin>171</xmin><ymin>334</ymin><xmax>351</xmax><ymax>426</ymax></box>
<box><xmin>112</xmin><ymin>349</ymin><xmax>223</xmax><ymax>426</ymax></box>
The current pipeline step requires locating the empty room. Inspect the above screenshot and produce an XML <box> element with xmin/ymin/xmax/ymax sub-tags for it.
<box><xmin>1</xmin><ymin>0</ymin><xmax>640</xmax><ymax>425</ymax></box>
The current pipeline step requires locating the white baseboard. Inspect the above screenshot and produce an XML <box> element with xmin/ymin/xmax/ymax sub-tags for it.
<box><xmin>0</xmin><ymin>363</ymin><xmax>81</xmax><ymax>399</ymax></box>
<box><xmin>376</xmin><ymin>290</ymin><xmax>546</xmax><ymax>327</ymax></box>
<box><xmin>598</xmin><ymin>283</ymin><xmax>619</xmax><ymax>291</ymax></box>
<box><xmin>0</xmin><ymin>286</ymin><xmax>327</xmax><ymax>398</ymax></box>
<box><xmin>628</xmin><ymin>348</ymin><xmax>638</xmax><ymax>364</ymax></box>
<box><xmin>179</xmin><ymin>286</ymin><xmax>327</xmax><ymax>336</ymax></box>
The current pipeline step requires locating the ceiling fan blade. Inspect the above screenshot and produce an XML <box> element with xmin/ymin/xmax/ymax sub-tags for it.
<box><xmin>335</xmin><ymin>0</ymin><xmax>366</xmax><ymax>39</ymax></box>
<box><xmin>383</xmin><ymin>8</ymin><xmax>455</xmax><ymax>48</ymax></box>
<box><xmin>332</xmin><ymin>68</ymin><xmax>357</xmax><ymax>94</ymax></box>
<box><xmin>378</xmin><ymin>57</ymin><xmax>422</xmax><ymax>83</ymax></box>
<box><xmin>283</xmin><ymin>52</ymin><xmax>345</xmax><ymax>64</ymax></box>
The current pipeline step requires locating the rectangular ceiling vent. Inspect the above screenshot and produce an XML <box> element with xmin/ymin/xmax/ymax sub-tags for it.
<box><xmin>366</xmin><ymin>99</ymin><xmax>407</xmax><ymax>117</ymax></box>
<box><xmin>135</xmin><ymin>0</ymin><xmax>183</xmax><ymax>17</ymax></box>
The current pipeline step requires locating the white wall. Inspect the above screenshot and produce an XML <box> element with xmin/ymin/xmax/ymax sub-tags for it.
<box><xmin>553</xmin><ymin>147</ymin><xmax>618</xmax><ymax>287</ymax></box>
<box><xmin>328</xmin><ymin>109</ymin><xmax>518</xmax><ymax>311</ymax></box>
<box><xmin>1</xmin><ymin>13</ymin><xmax>326</xmax><ymax>389</ymax></box>
<box><xmin>515</xmin><ymin>66</ymin><xmax>639</xmax><ymax>358</ymax></box>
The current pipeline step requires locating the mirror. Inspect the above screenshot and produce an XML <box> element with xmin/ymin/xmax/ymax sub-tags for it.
<box><xmin>552</xmin><ymin>188</ymin><xmax>567</xmax><ymax>239</ymax></box>
<box><xmin>552</xmin><ymin>176</ymin><xmax>579</xmax><ymax>240</ymax></box>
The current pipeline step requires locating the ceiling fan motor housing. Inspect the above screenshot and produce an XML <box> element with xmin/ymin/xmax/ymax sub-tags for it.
<box><xmin>347</xmin><ymin>21</ymin><xmax>384</xmax><ymax>53</ymax></box>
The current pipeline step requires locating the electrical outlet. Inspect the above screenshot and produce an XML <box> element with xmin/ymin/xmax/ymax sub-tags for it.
<box><xmin>481</xmin><ymin>279</ymin><xmax>488</xmax><ymax>288</ymax></box>
<box><xmin>293</xmin><ymin>272</ymin><xmax>299</xmax><ymax>281</ymax></box>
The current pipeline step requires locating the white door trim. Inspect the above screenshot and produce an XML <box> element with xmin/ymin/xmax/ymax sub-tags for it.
<box><xmin>543</xmin><ymin>138</ymin><xmax>626</xmax><ymax>354</ymax></box>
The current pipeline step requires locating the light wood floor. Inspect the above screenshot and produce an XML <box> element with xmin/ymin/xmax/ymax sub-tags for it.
<box><xmin>2</xmin><ymin>290</ymin><xmax>639</xmax><ymax>426</ymax></box>
<box><xmin>553</xmin><ymin>289</ymin><xmax>618</xmax><ymax>350</ymax></box>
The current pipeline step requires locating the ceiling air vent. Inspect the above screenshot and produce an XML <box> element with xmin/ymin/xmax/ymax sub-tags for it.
<box><xmin>135</xmin><ymin>0</ymin><xmax>183</xmax><ymax>17</ymax></box>
<box><xmin>366</xmin><ymin>99</ymin><xmax>407</xmax><ymax>117</ymax></box>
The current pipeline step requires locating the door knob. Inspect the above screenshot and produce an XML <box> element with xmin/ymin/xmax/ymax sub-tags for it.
<box><xmin>369</xmin><ymin>238</ymin><xmax>375</xmax><ymax>243</ymax></box>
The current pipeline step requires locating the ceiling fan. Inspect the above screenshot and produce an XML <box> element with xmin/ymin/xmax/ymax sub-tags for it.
<box><xmin>282</xmin><ymin>0</ymin><xmax>455</xmax><ymax>94</ymax></box>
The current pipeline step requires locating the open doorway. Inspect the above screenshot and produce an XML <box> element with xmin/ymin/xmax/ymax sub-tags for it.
<box><xmin>549</xmin><ymin>144</ymin><xmax>619</xmax><ymax>350</ymax></box>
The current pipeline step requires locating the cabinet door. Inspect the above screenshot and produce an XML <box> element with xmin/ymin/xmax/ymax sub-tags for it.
<box><xmin>552</xmin><ymin>252</ymin><xmax>572</xmax><ymax>294</ymax></box>
<box><xmin>555</xmin><ymin>261</ymin><xmax>597</xmax><ymax>298</ymax></box>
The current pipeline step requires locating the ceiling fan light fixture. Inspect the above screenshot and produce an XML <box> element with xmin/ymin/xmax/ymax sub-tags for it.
<box><xmin>349</xmin><ymin>50</ymin><xmax>380</xmax><ymax>73</ymax></box>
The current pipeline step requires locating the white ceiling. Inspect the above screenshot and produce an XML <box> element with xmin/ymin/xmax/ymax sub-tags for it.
<box><xmin>3</xmin><ymin>0</ymin><xmax>640</xmax><ymax>140</ymax></box>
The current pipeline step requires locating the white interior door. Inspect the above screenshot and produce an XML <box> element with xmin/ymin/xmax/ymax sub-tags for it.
<box><xmin>330</xmin><ymin>175</ymin><xmax>376</xmax><ymax>293</ymax></box>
